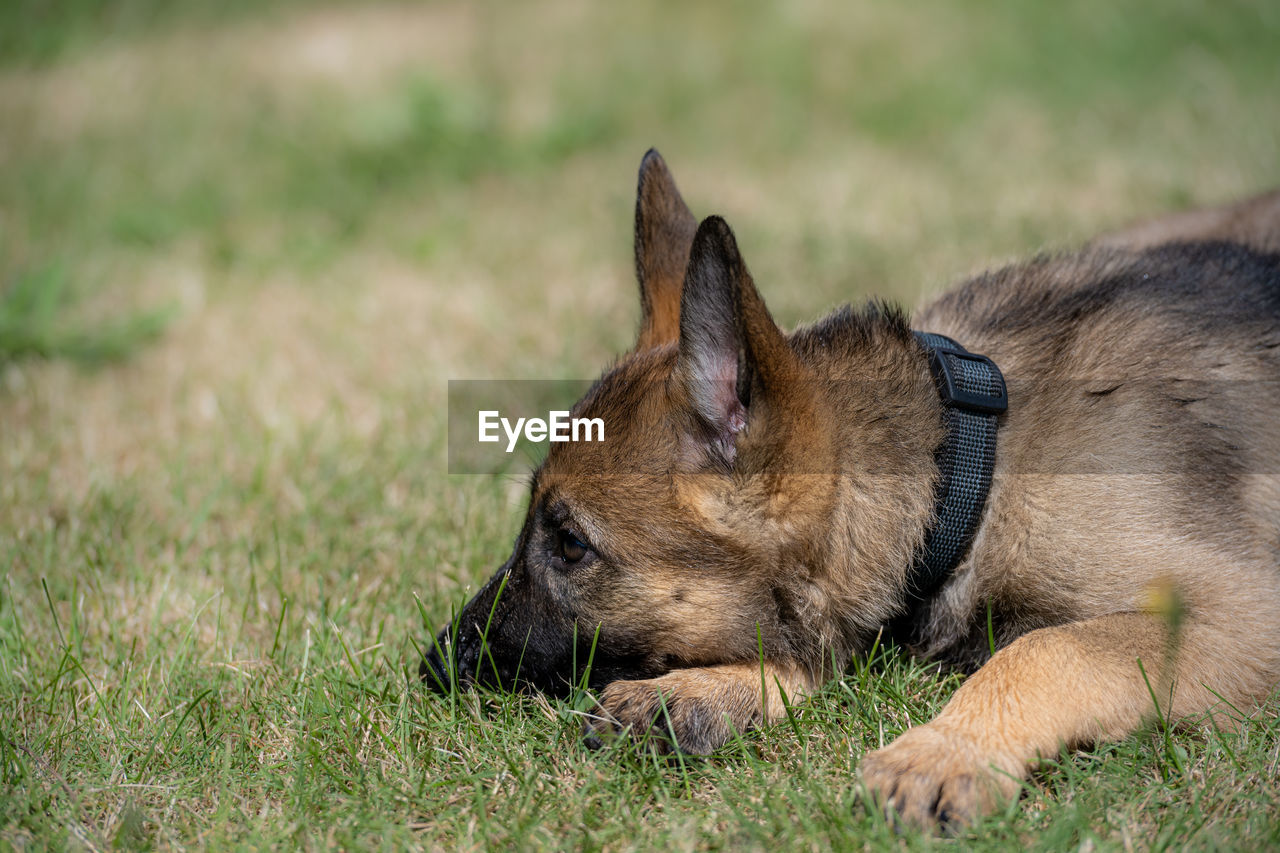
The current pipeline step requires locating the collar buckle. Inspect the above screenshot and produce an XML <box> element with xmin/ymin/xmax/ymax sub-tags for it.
<box><xmin>926</xmin><ymin>346</ymin><xmax>1008</xmax><ymax>415</ymax></box>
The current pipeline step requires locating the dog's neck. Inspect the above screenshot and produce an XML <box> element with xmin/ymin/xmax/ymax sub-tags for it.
<box><xmin>771</xmin><ymin>310</ymin><xmax>942</xmax><ymax>661</ymax></box>
<box><xmin>773</xmin><ymin>312</ymin><xmax>1005</xmax><ymax>667</ymax></box>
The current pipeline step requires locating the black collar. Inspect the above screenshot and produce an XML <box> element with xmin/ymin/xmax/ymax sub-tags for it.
<box><xmin>909</xmin><ymin>332</ymin><xmax>1007</xmax><ymax>598</ymax></box>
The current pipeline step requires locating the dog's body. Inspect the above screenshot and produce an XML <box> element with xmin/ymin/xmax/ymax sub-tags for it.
<box><xmin>424</xmin><ymin>151</ymin><xmax>1280</xmax><ymax>826</ymax></box>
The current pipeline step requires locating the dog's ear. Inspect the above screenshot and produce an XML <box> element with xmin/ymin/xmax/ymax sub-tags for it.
<box><xmin>634</xmin><ymin>149</ymin><xmax>698</xmax><ymax>351</ymax></box>
<box><xmin>677</xmin><ymin>215</ymin><xmax>800</xmax><ymax>465</ymax></box>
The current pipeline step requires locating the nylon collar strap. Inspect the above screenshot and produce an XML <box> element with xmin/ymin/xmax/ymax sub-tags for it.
<box><xmin>909</xmin><ymin>331</ymin><xmax>1007</xmax><ymax>598</ymax></box>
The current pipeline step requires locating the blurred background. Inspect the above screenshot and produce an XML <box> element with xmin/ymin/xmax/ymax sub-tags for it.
<box><xmin>1</xmin><ymin>0</ymin><xmax>1278</xmax><ymax>843</ymax></box>
<box><xmin>5</xmin><ymin>0</ymin><xmax>1279</xmax><ymax>490</ymax></box>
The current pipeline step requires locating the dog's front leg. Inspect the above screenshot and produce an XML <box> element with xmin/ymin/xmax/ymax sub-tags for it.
<box><xmin>585</xmin><ymin>661</ymin><xmax>816</xmax><ymax>754</ymax></box>
<box><xmin>859</xmin><ymin>610</ymin><xmax>1277</xmax><ymax>828</ymax></box>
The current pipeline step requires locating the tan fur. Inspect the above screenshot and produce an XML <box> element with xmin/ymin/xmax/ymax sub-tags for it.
<box><xmin>634</xmin><ymin>150</ymin><xmax>699</xmax><ymax>351</ymax></box>
<box><xmin>588</xmin><ymin>662</ymin><xmax>816</xmax><ymax>755</ymax></box>
<box><xmin>426</xmin><ymin>152</ymin><xmax>1280</xmax><ymax>828</ymax></box>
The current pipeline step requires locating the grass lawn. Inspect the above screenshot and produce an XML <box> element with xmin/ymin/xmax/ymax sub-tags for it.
<box><xmin>3</xmin><ymin>0</ymin><xmax>1280</xmax><ymax>848</ymax></box>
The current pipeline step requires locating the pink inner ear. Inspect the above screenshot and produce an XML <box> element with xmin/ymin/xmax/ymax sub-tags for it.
<box><xmin>727</xmin><ymin>400</ymin><xmax>746</xmax><ymax>435</ymax></box>
<box><xmin>701</xmin><ymin>362</ymin><xmax>745</xmax><ymax>433</ymax></box>
<box><xmin>685</xmin><ymin>361</ymin><xmax>747</xmax><ymax>464</ymax></box>
<box><xmin>707</xmin><ymin>371</ymin><xmax>746</xmax><ymax>464</ymax></box>
<box><xmin>718</xmin><ymin>398</ymin><xmax>746</xmax><ymax>464</ymax></box>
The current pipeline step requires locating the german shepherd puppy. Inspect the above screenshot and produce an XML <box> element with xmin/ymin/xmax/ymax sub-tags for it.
<box><xmin>422</xmin><ymin>150</ymin><xmax>1280</xmax><ymax>827</ymax></box>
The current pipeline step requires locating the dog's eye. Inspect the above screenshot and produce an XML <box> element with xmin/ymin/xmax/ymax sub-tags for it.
<box><xmin>556</xmin><ymin>529</ymin><xmax>590</xmax><ymax>564</ymax></box>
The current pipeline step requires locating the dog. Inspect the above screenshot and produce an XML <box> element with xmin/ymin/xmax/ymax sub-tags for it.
<box><xmin>422</xmin><ymin>149</ymin><xmax>1280</xmax><ymax>827</ymax></box>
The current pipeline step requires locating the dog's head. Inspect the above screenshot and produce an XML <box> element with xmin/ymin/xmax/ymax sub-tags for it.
<box><xmin>422</xmin><ymin>151</ymin><xmax>924</xmax><ymax>696</ymax></box>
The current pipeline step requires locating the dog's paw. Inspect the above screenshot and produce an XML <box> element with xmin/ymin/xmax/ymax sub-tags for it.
<box><xmin>583</xmin><ymin>670</ymin><xmax>760</xmax><ymax>755</ymax></box>
<box><xmin>859</xmin><ymin>723</ymin><xmax>1022</xmax><ymax>830</ymax></box>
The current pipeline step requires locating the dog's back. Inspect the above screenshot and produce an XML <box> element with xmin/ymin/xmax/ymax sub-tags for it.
<box><xmin>1095</xmin><ymin>189</ymin><xmax>1280</xmax><ymax>252</ymax></box>
<box><xmin>912</xmin><ymin>232</ymin><xmax>1280</xmax><ymax>669</ymax></box>
<box><xmin>855</xmin><ymin>200</ymin><xmax>1280</xmax><ymax>825</ymax></box>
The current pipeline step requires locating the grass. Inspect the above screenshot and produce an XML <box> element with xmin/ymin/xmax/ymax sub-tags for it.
<box><xmin>0</xmin><ymin>0</ymin><xmax>340</xmax><ymax>67</ymax></box>
<box><xmin>2</xmin><ymin>0</ymin><xmax>1279</xmax><ymax>848</ymax></box>
<box><xmin>0</xmin><ymin>265</ymin><xmax>172</xmax><ymax>365</ymax></box>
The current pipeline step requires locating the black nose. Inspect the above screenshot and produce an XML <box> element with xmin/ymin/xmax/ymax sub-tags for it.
<box><xmin>419</xmin><ymin>629</ymin><xmax>456</xmax><ymax>695</ymax></box>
